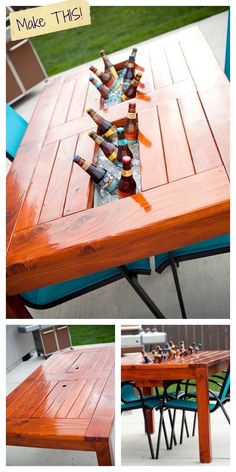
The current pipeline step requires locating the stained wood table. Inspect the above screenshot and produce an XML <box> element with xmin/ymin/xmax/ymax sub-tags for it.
<box><xmin>6</xmin><ymin>346</ymin><xmax>115</xmax><ymax>466</ymax></box>
<box><xmin>121</xmin><ymin>350</ymin><xmax>230</xmax><ymax>463</ymax></box>
<box><xmin>6</xmin><ymin>27</ymin><xmax>230</xmax><ymax>314</ymax></box>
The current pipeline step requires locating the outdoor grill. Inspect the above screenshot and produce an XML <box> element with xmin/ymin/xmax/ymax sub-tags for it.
<box><xmin>18</xmin><ymin>325</ymin><xmax>72</xmax><ymax>357</ymax></box>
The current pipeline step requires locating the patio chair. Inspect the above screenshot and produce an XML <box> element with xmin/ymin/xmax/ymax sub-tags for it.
<box><xmin>163</xmin><ymin>366</ymin><xmax>230</xmax><ymax>449</ymax></box>
<box><xmin>155</xmin><ymin>233</ymin><xmax>230</xmax><ymax>318</ymax></box>
<box><xmin>121</xmin><ymin>381</ymin><xmax>169</xmax><ymax>459</ymax></box>
<box><xmin>6</xmin><ymin>104</ymin><xmax>28</xmax><ymax>161</ymax></box>
<box><xmin>19</xmin><ymin>259</ymin><xmax>165</xmax><ymax>318</ymax></box>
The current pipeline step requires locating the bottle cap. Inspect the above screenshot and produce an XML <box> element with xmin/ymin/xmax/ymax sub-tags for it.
<box><xmin>136</xmin><ymin>71</ymin><xmax>142</xmax><ymax>78</ymax></box>
<box><xmin>89</xmin><ymin>65</ymin><xmax>96</xmax><ymax>71</ymax></box>
<box><xmin>100</xmin><ymin>49</ymin><xmax>105</xmax><ymax>55</ymax></box>
<box><xmin>89</xmin><ymin>75</ymin><xmax>95</xmax><ymax>81</ymax></box>
<box><xmin>86</xmin><ymin>108</ymin><xmax>93</xmax><ymax>113</ymax></box>
<box><xmin>117</xmin><ymin>127</ymin><xmax>124</xmax><ymax>133</ymax></box>
<box><xmin>122</xmin><ymin>156</ymin><xmax>132</xmax><ymax>165</ymax></box>
<box><xmin>129</xmin><ymin>102</ymin><xmax>136</xmax><ymax>107</ymax></box>
<box><xmin>133</xmin><ymin>47</ymin><xmax>137</xmax><ymax>52</ymax></box>
<box><xmin>88</xmin><ymin>130</ymin><xmax>96</xmax><ymax>137</ymax></box>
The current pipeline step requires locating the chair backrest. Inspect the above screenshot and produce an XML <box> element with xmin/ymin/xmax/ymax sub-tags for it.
<box><xmin>121</xmin><ymin>381</ymin><xmax>140</xmax><ymax>403</ymax></box>
<box><xmin>219</xmin><ymin>365</ymin><xmax>230</xmax><ymax>402</ymax></box>
<box><xmin>6</xmin><ymin>104</ymin><xmax>28</xmax><ymax>160</ymax></box>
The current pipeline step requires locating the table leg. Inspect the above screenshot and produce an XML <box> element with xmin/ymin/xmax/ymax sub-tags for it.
<box><xmin>196</xmin><ymin>366</ymin><xmax>212</xmax><ymax>463</ymax></box>
<box><xmin>143</xmin><ymin>387</ymin><xmax>155</xmax><ymax>434</ymax></box>
<box><xmin>95</xmin><ymin>437</ymin><xmax>114</xmax><ymax>466</ymax></box>
<box><xmin>6</xmin><ymin>295</ymin><xmax>32</xmax><ymax>319</ymax></box>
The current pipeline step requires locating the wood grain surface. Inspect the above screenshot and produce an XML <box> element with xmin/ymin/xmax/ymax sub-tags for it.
<box><xmin>6</xmin><ymin>27</ymin><xmax>230</xmax><ymax>299</ymax></box>
<box><xmin>7</xmin><ymin>346</ymin><xmax>115</xmax><ymax>465</ymax></box>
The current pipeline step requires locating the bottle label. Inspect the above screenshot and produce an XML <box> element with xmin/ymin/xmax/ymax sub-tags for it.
<box><xmin>93</xmin><ymin>81</ymin><xmax>100</xmax><ymax>89</ymax></box>
<box><xmin>109</xmin><ymin>151</ymin><xmax>117</xmax><ymax>162</ymax></box>
<box><xmin>121</xmin><ymin>93</ymin><xmax>127</xmax><ymax>101</ymax></box>
<box><xmin>127</xmin><ymin>112</ymin><xmax>136</xmax><ymax>119</ymax></box>
<box><xmin>108</xmin><ymin>66</ymin><xmax>118</xmax><ymax>79</ymax></box>
<box><xmin>111</xmin><ymin>79</ymin><xmax>120</xmax><ymax>90</ymax></box>
<box><xmin>100</xmin><ymin>175</ymin><xmax>118</xmax><ymax>194</ymax></box>
<box><xmin>122</xmin><ymin>169</ymin><xmax>133</xmax><ymax>177</ymax></box>
<box><xmin>118</xmin><ymin>139</ymin><xmax>127</xmax><ymax>146</ymax></box>
<box><xmin>81</xmin><ymin>161</ymin><xmax>90</xmax><ymax>171</ymax></box>
<box><xmin>127</xmin><ymin>63</ymin><xmax>135</xmax><ymax>68</ymax></box>
<box><xmin>103</xmin><ymin>126</ymin><xmax>116</xmax><ymax>138</ymax></box>
<box><xmin>95</xmin><ymin>136</ymin><xmax>103</xmax><ymax>144</ymax></box>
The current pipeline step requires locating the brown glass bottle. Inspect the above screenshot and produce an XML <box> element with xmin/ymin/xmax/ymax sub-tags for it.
<box><xmin>100</xmin><ymin>49</ymin><xmax>118</xmax><ymax>79</ymax></box>
<box><xmin>117</xmin><ymin>127</ymin><xmax>133</xmax><ymax>164</ymax></box>
<box><xmin>89</xmin><ymin>65</ymin><xmax>115</xmax><ymax>88</ymax></box>
<box><xmin>123</xmin><ymin>55</ymin><xmax>135</xmax><ymax>83</ymax></box>
<box><xmin>121</xmin><ymin>71</ymin><xmax>142</xmax><ymax>101</ymax></box>
<box><xmin>118</xmin><ymin>156</ymin><xmax>136</xmax><ymax>198</ymax></box>
<box><xmin>86</xmin><ymin>108</ymin><xmax>116</xmax><ymax>140</ymax></box>
<box><xmin>89</xmin><ymin>76</ymin><xmax>111</xmax><ymax>99</ymax></box>
<box><xmin>88</xmin><ymin>130</ymin><xmax>118</xmax><ymax>165</ymax></box>
<box><xmin>124</xmin><ymin>103</ymin><xmax>138</xmax><ymax>143</ymax></box>
<box><xmin>73</xmin><ymin>155</ymin><xmax>118</xmax><ymax>194</ymax></box>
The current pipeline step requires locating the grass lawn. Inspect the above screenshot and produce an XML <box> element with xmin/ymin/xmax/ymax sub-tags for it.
<box><xmin>32</xmin><ymin>6</ymin><xmax>227</xmax><ymax>76</ymax></box>
<box><xmin>69</xmin><ymin>325</ymin><xmax>115</xmax><ymax>346</ymax></box>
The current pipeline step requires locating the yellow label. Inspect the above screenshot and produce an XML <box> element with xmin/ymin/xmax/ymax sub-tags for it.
<box><xmin>108</xmin><ymin>66</ymin><xmax>118</xmax><ymax>79</ymax></box>
<box><xmin>122</xmin><ymin>169</ymin><xmax>133</xmax><ymax>177</ymax></box>
<box><xmin>127</xmin><ymin>112</ymin><xmax>136</xmax><ymax>119</ymax></box>
<box><xmin>109</xmin><ymin>151</ymin><xmax>117</xmax><ymax>162</ymax></box>
<box><xmin>82</xmin><ymin>161</ymin><xmax>90</xmax><ymax>171</ymax></box>
<box><xmin>121</xmin><ymin>93</ymin><xmax>127</xmax><ymax>102</ymax></box>
<box><xmin>104</xmin><ymin>126</ymin><xmax>116</xmax><ymax>138</ymax></box>
<box><xmin>10</xmin><ymin>0</ymin><xmax>91</xmax><ymax>40</ymax></box>
<box><xmin>128</xmin><ymin>63</ymin><xmax>135</xmax><ymax>68</ymax></box>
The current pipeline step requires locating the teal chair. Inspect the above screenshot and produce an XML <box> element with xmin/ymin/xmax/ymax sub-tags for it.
<box><xmin>121</xmin><ymin>381</ymin><xmax>169</xmax><ymax>459</ymax></box>
<box><xmin>6</xmin><ymin>104</ymin><xmax>28</xmax><ymax>161</ymax></box>
<box><xmin>163</xmin><ymin>366</ymin><xmax>230</xmax><ymax>450</ymax></box>
<box><xmin>20</xmin><ymin>259</ymin><xmax>166</xmax><ymax>318</ymax></box>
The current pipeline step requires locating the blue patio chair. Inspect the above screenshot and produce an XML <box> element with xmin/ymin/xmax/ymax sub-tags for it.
<box><xmin>6</xmin><ymin>104</ymin><xmax>28</xmax><ymax>161</ymax></box>
<box><xmin>19</xmin><ymin>259</ymin><xmax>166</xmax><ymax>317</ymax></box>
<box><xmin>163</xmin><ymin>366</ymin><xmax>230</xmax><ymax>449</ymax></box>
<box><xmin>121</xmin><ymin>381</ymin><xmax>169</xmax><ymax>459</ymax></box>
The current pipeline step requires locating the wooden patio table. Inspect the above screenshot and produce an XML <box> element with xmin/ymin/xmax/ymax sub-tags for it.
<box><xmin>6</xmin><ymin>345</ymin><xmax>115</xmax><ymax>466</ymax></box>
<box><xmin>6</xmin><ymin>27</ymin><xmax>229</xmax><ymax>314</ymax></box>
<box><xmin>121</xmin><ymin>350</ymin><xmax>230</xmax><ymax>463</ymax></box>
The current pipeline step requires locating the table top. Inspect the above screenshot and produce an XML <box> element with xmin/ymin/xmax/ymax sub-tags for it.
<box><xmin>7</xmin><ymin>346</ymin><xmax>115</xmax><ymax>449</ymax></box>
<box><xmin>121</xmin><ymin>350</ymin><xmax>230</xmax><ymax>383</ymax></box>
<box><xmin>7</xmin><ymin>26</ymin><xmax>230</xmax><ymax>295</ymax></box>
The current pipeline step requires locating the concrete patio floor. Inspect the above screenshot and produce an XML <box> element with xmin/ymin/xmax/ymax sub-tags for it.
<box><xmin>121</xmin><ymin>404</ymin><xmax>230</xmax><ymax>466</ymax></box>
<box><xmin>6</xmin><ymin>343</ymin><xmax>115</xmax><ymax>466</ymax></box>
<box><xmin>7</xmin><ymin>12</ymin><xmax>230</xmax><ymax>319</ymax></box>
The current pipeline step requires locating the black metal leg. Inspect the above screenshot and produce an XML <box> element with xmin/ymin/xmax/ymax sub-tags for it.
<box><xmin>168</xmin><ymin>409</ymin><xmax>177</xmax><ymax>446</ymax></box>
<box><xmin>142</xmin><ymin>408</ymin><xmax>155</xmax><ymax>459</ymax></box>
<box><xmin>180</xmin><ymin>411</ymin><xmax>186</xmax><ymax>444</ymax></box>
<box><xmin>119</xmin><ymin>266</ymin><xmax>166</xmax><ymax>319</ymax></box>
<box><xmin>162</xmin><ymin>416</ymin><xmax>170</xmax><ymax>450</ymax></box>
<box><xmin>220</xmin><ymin>404</ymin><xmax>230</xmax><ymax>424</ymax></box>
<box><xmin>156</xmin><ymin>409</ymin><xmax>163</xmax><ymax>459</ymax></box>
<box><xmin>184</xmin><ymin>412</ymin><xmax>189</xmax><ymax>437</ymax></box>
<box><xmin>192</xmin><ymin>412</ymin><xmax>197</xmax><ymax>436</ymax></box>
<box><xmin>168</xmin><ymin>252</ymin><xmax>187</xmax><ymax>319</ymax></box>
<box><xmin>170</xmin><ymin>409</ymin><xmax>177</xmax><ymax>449</ymax></box>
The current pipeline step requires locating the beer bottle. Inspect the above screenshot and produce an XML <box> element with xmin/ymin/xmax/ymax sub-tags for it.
<box><xmin>73</xmin><ymin>156</ymin><xmax>118</xmax><ymax>194</ymax></box>
<box><xmin>86</xmin><ymin>108</ymin><xmax>116</xmax><ymax>140</ymax></box>
<box><xmin>121</xmin><ymin>48</ymin><xmax>137</xmax><ymax>78</ymax></box>
<box><xmin>141</xmin><ymin>350</ymin><xmax>152</xmax><ymax>364</ymax></box>
<box><xmin>89</xmin><ymin>65</ymin><xmax>115</xmax><ymax>88</ymax></box>
<box><xmin>100</xmin><ymin>49</ymin><xmax>118</xmax><ymax>79</ymax></box>
<box><xmin>117</xmin><ymin>127</ymin><xmax>133</xmax><ymax>164</ymax></box>
<box><xmin>124</xmin><ymin>103</ymin><xmax>138</xmax><ymax>143</ymax></box>
<box><xmin>89</xmin><ymin>76</ymin><xmax>111</xmax><ymax>99</ymax></box>
<box><xmin>121</xmin><ymin>71</ymin><xmax>142</xmax><ymax>101</ymax></box>
<box><xmin>123</xmin><ymin>55</ymin><xmax>135</xmax><ymax>90</ymax></box>
<box><xmin>118</xmin><ymin>156</ymin><xmax>136</xmax><ymax>198</ymax></box>
<box><xmin>88</xmin><ymin>130</ymin><xmax>118</xmax><ymax>165</ymax></box>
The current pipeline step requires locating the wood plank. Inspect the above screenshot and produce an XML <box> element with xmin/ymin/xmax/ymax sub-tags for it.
<box><xmin>66</xmin><ymin>379</ymin><xmax>97</xmax><ymax>418</ymax></box>
<box><xmin>8</xmin><ymin>382</ymin><xmax>57</xmax><ymax>419</ymax></box>
<box><xmin>178</xmin><ymin>92</ymin><xmax>222</xmax><ymax>173</ymax></box>
<box><xmin>15</xmin><ymin>142</ymin><xmax>59</xmax><ymax>231</ymax></box>
<box><xmin>6</xmin><ymin>167</ymin><xmax>229</xmax><ymax>295</ymax></box>
<box><xmin>49</xmin><ymin>79</ymin><xmax>76</xmax><ymax>128</ymax></box>
<box><xmin>149</xmin><ymin>44</ymin><xmax>173</xmax><ymax>89</ymax></box>
<box><xmin>84</xmin><ymin>79</ymin><xmax>101</xmax><ymax>114</ymax></box>
<box><xmin>67</xmin><ymin>72</ymin><xmax>89</xmax><ymax>121</ymax></box>
<box><xmin>136</xmin><ymin>48</ymin><xmax>154</xmax><ymax>94</ymax></box>
<box><xmin>138</xmin><ymin>107</ymin><xmax>167</xmax><ymax>190</ymax></box>
<box><xmin>179</xmin><ymin>27</ymin><xmax>229</xmax><ymax>92</ymax></box>
<box><xmin>80</xmin><ymin>378</ymin><xmax>107</xmax><ymax>419</ymax></box>
<box><xmin>39</xmin><ymin>135</ymin><xmax>78</xmax><ymax>224</ymax></box>
<box><xmin>6</xmin><ymin>76</ymin><xmax>64</xmax><ymax>250</ymax></box>
<box><xmin>198</xmin><ymin>87</ymin><xmax>230</xmax><ymax>177</ymax></box>
<box><xmin>164</xmin><ymin>38</ymin><xmax>192</xmax><ymax>83</ymax></box>
<box><xmin>196</xmin><ymin>366</ymin><xmax>212</xmax><ymax>462</ymax></box>
<box><xmin>85</xmin><ymin>375</ymin><xmax>115</xmax><ymax>440</ymax></box>
<box><xmin>158</xmin><ymin>99</ymin><xmax>195</xmax><ymax>181</ymax></box>
<box><xmin>63</xmin><ymin>131</ymin><xmax>95</xmax><ymax>216</ymax></box>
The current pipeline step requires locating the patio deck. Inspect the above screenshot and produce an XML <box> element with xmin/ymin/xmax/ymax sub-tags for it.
<box><xmin>7</xmin><ymin>12</ymin><xmax>229</xmax><ymax>319</ymax></box>
<box><xmin>6</xmin><ymin>343</ymin><xmax>115</xmax><ymax>466</ymax></box>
